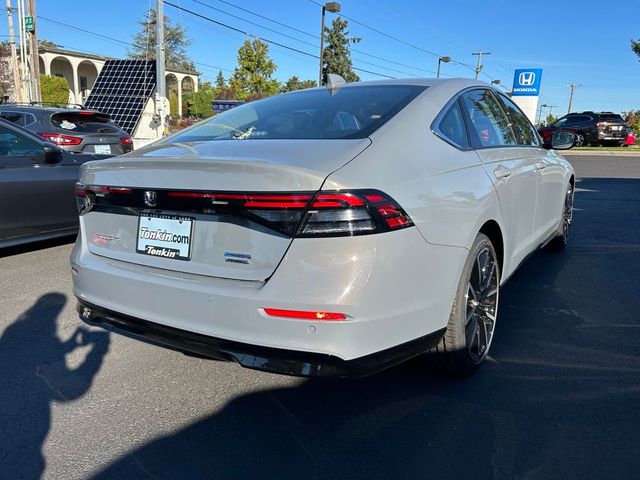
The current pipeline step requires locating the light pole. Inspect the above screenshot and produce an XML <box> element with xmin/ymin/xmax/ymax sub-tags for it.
<box><xmin>318</xmin><ymin>2</ymin><xmax>341</xmax><ymax>86</ymax></box>
<box><xmin>537</xmin><ymin>103</ymin><xmax>549</xmax><ymax>125</ymax></box>
<box><xmin>436</xmin><ymin>56</ymin><xmax>450</xmax><ymax>78</ymax></box>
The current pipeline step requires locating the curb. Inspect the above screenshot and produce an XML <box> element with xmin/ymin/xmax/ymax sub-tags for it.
<box><xmin>563</xmin><ymin>150</ymin><xmax>640</xmax><ymax>157</ymax></box>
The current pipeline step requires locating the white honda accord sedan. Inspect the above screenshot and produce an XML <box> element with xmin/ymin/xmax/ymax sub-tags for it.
<box><xmin>71</xmin><ymin>78</ymin><xmax>575</xmax><ymax>377</ymax></box>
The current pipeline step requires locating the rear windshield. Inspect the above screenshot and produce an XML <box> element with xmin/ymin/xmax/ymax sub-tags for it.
<box><xmin>598</xmin><ymin>114</ymin><xmax>624</xmax><ymax>123</ymax></box>
<box><xmin>50</xmin><ymin>112</ymin><xmax>120</xmax><ymax>133</ymax></box>
<box><xmin>168</xmin><ymin>85</ymin><xmax>426</xmax><ymax>142</ymax></box>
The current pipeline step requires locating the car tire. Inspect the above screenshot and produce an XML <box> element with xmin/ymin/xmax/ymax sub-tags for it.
<box><xmin>425</xmin><ymin>233</ymin><xmax>500</xmax><ymax>375</ymax></box>
<box><xmin>546</xmin><ymin>182</ymin><xmax>574</xmax><ymax>250</ymax></box>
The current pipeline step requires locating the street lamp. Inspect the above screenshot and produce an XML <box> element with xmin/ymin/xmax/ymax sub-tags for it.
<box><xmin>436</xmin><ymin>56</ymin><xmax>450</xmax><ymax>78</ymax></box>
<box><xmin>319</xmin><ymin>2</ymin><xmax>341</xmax><ymax>85</ymax></box>
<box><xmin>537</xmin><ymin>103</ymin><xmax>549</xmax><ymax>125</ymax></box>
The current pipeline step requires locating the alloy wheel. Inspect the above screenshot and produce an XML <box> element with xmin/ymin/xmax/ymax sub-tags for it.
<box><xmin>464</xmin><ymin>247</ymin><xmax>499</xmax><ymax>363</ymax></box>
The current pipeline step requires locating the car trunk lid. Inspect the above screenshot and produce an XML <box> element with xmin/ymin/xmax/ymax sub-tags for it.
<box><xmin>79</xmin><ymin>139</ymin><xmax>370</xmax><ymax>281</ymax></box>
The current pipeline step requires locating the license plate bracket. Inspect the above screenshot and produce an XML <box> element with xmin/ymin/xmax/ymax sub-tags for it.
<box><xmin>136</xmin><ymin>213</ymin><xmax>194</xmax><ymax>261</ymax></box>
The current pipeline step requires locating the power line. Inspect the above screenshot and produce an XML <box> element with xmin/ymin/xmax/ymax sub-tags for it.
<box><xmin>164</xmin><ymin>1</ymin><xmax>395</xmax><ymax>79</ymax></box>
<box><xmin>192</xmin><ymin>0</ymin><xmax>430</xmax><ymax>77</ymax></box>
<box><xmin>39</xmin><ymin>14</ymin><xmax>234</xmax><ymax>75</ymax></box>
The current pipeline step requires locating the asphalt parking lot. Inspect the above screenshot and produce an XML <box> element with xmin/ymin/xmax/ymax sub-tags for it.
<box><xmin>1</xmin><ymin>154</ymin><xmax>639</xmax><ymax>480</ymax></box>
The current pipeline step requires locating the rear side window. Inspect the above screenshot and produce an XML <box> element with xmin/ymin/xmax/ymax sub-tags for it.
<box><xmin>50</xmin><ymin>112</ymin><xmax>120</xmax><ymax>133</ymax></box>
<box><xmin>436</xmin><ymin>101</ymin><xmax>469</xmax><ymax>148</ymax></box>
<box><xmin>168</xmin><ymin>85</ymin><xmax>427</xmax><ymax>142</ymax></box>
<box><xmin>495</xmin><ymin>94</ymin><xmax>540</xmax><ymax>146</ymax></box>
<box><xmin>0</xmin><ymin>125</ymin><xmax>43</xmax><ymax>156</ymax></box>
<box><xmin>460</xmin><ymin>89</ymin><xmax>517</xmax><ymax>147</ymax></box>
<box><xmin>554</xmin><ymin>115</ymin><xmax>591</xmax><ymax>126</ymax></box>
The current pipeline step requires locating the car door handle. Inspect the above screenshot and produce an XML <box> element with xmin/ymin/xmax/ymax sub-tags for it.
<box><xmin>535</xmin><ymin>161</ymin><xmax>547</xmax><ymax>171</ymax></box>
<box><xmin>494</xmin><ymin>167</ymin><xmax>512</xmax><ymax>179</ymax></box>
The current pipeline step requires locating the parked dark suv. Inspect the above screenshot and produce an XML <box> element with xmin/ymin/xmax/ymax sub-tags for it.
<box><xmin>0</xmin><ymin>104</ymin><xmax>134</xmax><ymax>155</ymax></box>
<box><xmin>538</xmin><ymin>111</ymin><xmax>627</xmax><ymax>147</ymax></box>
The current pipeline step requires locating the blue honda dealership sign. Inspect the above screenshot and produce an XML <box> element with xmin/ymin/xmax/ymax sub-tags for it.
<box><xmin>511</xmin><ymin>69</ymin><xmax>542</xmax><ymax>96</ymax></box>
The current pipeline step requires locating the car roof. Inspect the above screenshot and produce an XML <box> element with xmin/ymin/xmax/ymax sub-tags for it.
<box><xmin>299</xmin><ymin>77</ymin><xmax>491</xmax><ymax>94</ymax></box>
<box><xmin>0</xmin><ymin>104</ymin><xmax>89</xmax><ymax>114</ymax></box>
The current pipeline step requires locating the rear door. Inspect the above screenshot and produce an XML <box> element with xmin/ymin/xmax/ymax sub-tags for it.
<box><xmin>495</xmin><ymin>93</ymin><xmax>565</xmax><ymax>241</ymax></box>
<box><xmin>0</xmin><ymin>124</ymin><xmax>79</xmax><ymax>241</ymax></box>
<box><xmin>460</xmin><ymin>89</ymin><xmax>539</xmax><ymax>271</ymax></box>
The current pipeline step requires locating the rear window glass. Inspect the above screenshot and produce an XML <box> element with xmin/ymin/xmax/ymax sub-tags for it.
<box><xmin>168</xmin><ymin>85</ymin><xmax>427</xmax><ymax>142</ymax></box>
<box><xmin>598</xmin><ymin>115</ymin><xmax>624</xmax><ymax>123</ymax></box>
<box><xmin>50</xmin><ymin>112</ymin><xmax>120</xmax><ymax>133</ymax></box>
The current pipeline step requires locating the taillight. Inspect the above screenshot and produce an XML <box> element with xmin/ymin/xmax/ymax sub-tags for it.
<box><xmin>39</xmin><ymin>132</ymin><xmax>83</xmax><ymax>146</ymax></box>
<box><xmin>596</xmin><ymin>122</ymin><xmax>605</xmax><ymax>128</ymax></box>
<box><xmin>77</xmin><ymin>185</ymin><xmax>414</xmax><ymax>236</ymax></box>
<box><xmin>120</xmin><ymin>135</ymin><xmax>133</xmax><ymax>145</ymax></box>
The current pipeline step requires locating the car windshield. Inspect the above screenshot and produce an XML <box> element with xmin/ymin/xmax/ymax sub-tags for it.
<box><xmin>167</xmin><ymin>85</ymin><xmax>426</xmax><ymax>142</ymax></box>
<box><xmin>50</xmin><ymin>112</ymin><xmax>121</xmax><ymax>133</ymax></box>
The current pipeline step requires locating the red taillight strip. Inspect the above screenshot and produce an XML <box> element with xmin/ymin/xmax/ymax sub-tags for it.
<box><xmin>76</xmin><ymin>185</ymin><xmax>133</xmax><ymax>195</ymax></box>
<box><xmin>168</xmin><ymin>191</ymin><xmax>313</xmax><ymax>208</ymax></box>
<box><xmin>262</xmin><ymin>308</ymin><xmax>347</xmax><ymax>321</ymax></box>
<box><xmin>311</xmin><ymin>193</ymin><xmax>366</xmax><ymax>208</ymax></box>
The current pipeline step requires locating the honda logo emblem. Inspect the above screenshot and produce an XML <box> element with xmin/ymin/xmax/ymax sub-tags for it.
<box><xmin>144</xmin><ymin>191</ymin><xmax>157</xmax><ymax>207</ymax></box>
<box><xmin>519</xmin><ymin>71</ymin><xmax>536</xmax><ymax>86</ymax></box>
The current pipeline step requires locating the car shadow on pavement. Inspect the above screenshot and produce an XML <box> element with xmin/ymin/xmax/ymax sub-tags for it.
<box><xmin>0</xmin><ymin>293</ymin><xmax>110</xmax><ymax>479</ymax></box>
<box><xmin>91</xmin><ymin>178</ymin><xmax>639</xmax><ymax>480</ymax></box>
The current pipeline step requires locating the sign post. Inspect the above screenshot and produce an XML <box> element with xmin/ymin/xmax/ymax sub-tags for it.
<box><xmin>511</xmin><ymin>68</ymin><xmax>543</xmax><ymax>124</ymax></box>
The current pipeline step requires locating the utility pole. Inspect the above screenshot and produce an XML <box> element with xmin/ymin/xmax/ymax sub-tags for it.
<box><xmin>567</xmin><ymin>83</ymin><xmax>581</xmax><ymax>114</ymax></box>
<box><xmin>155</xmin><ymin>0</ymin><xmax>165</xmax><ymax>99</ymax></box>
<box><xmin>16</xmin><ymin>0</ymin><xmax>29</xmax><ymax>101</ymax></box>
<box><xmin>546</xmin><ymin>104</ymin><xmax>557</xmax><ymax>121</ymax></box>
<box><xmin>318</xmin><ymin>2</ymin><xmax>341</xmax><ymax>85</ymax></box>
<box><xmin>472</xmin><ymin>51</ymin><xmax>491</xmax><ymax>79</ymax></box>
<box><xmin>4</xmin><ymin>0</ymin><xmax>22</xmax><ymax>102</ymax></box>
<box><xmin>27</xmin><ymin>0</ymin><xmax>40</xmax><ymax>102</ymax></box>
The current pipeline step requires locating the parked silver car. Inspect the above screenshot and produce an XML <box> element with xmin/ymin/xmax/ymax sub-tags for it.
<box><xmin>71</xmin><ymin>78</ymin><xmax>576</xmax><ymax>377</ymax></box>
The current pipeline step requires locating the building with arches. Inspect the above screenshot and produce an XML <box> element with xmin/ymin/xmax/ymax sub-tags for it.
<box><xmin>38</xmin><ymin>47</ymin><xmax>199</xmax><ymax>113</ymax></box>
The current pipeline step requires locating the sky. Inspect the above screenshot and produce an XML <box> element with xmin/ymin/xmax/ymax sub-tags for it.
<box><xmin>2</xmin><ymin>0</ymin><xmax>639</xmax><ymax>116</ymax></box>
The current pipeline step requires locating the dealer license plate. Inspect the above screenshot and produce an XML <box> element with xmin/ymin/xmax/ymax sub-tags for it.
<box><xmin>136</xmin><ymin>214</ymin><xmax>194</xmax><ymax>261</ymax></box>
<box><xmin>94</xmin><ymin>144</ymin><xmax>112</xmax><ymax>154</ymax></box>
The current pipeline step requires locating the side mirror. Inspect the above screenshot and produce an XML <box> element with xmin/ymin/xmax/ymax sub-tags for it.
<box><xmin>544</xmin><ymin>130</ymin><xmax>577</xmax><ymax>150</ymax></box>
<box><xmin>43</xmin><ymin>145</ymin><xmax>64</xmax><ymax>164</ymax></box>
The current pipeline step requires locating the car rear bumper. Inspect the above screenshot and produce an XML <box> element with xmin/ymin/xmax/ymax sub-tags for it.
<box><xmin>77</xmin><ymin>299</ymin><xmax>444</xmax><ymax>377</ymax></box>
<box><xmin>71</xmin><ymin>226</ymin><xmax>466</xmax><ymax>368</ymax></box>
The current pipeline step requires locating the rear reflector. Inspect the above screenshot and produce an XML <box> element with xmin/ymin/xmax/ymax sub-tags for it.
<box><xmin>262</xmin><ymin>308</ymin><xmax>347</xmax><ymax>320</ymax></box>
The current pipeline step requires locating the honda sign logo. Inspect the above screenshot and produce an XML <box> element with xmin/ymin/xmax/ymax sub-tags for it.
<box><xmin>519</xmin><ymin>71</ymin><xmax>536</xmax><ymax>86</ymax></box>
<box><xmin>512</xmin><ymin>68</ymin><xmax>542</xmax><ymax>97</ymax></box>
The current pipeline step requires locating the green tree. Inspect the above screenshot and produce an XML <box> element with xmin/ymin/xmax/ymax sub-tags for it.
<box><xmin>632</xmin><ymin>39</ymin><xmax>640</xmax><ymax>60</ymax></box>
<box><xmin>40</xmin><ymin>75</ymin><xmax>69</xmax><ymax>105</ymax></box>
<box><xmin>215</xmin><ymin>70</ymin><xmax>225</xmax><ymax>88</ymax></box>
<box><xmin>280</xmin><ymin>76</ymin><xmax>317</xmax><ymax>93</ymax></box>
<box><xmin>183</xmin><ymin>81</ymin><xmax>215</xmax><ymax>118</ymax></box>
<box><xmin>128</xmin><ymin>8</ymin><xmax>195</xmax><ymax>72</ymax></box>
<box><xmin>322</xmin><ymin>18</ymin><xmax>360</xmax><ymax>84</ymax></box>
<box><xmin>229</xmin><ymin>39</ymin><xmax>280</xmax><ymax>101</ymax></box>
<box><xmin>545</xmin><ymin>113</ymin><xmax>557</xmax><ymax>125</ymax></box>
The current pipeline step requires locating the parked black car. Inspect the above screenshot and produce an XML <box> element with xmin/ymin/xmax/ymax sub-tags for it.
<box><xmin>0</xmin><ymin>104</ymin><xmax>133</xmax><ymax>155</ymax></box>
<box><xmin>538</xmin><ymin>111</ymin><xmax>627</xmax><ymax>147</ymax></box>
<box><xmin>0</xmin><ymin>118</ymin><xmax>111</xmax><ymax>248</ymax></box>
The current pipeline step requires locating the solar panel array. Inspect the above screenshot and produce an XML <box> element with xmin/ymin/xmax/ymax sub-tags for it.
<box><xmin>85</xmin><ymin>60</ymin><xmax>156</xmax><ymax>135</ymax></box>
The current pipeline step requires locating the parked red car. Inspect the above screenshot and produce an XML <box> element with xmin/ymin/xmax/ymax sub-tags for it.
<box><xmin>623</xmin><ymin>130</ymin><xmax>637</xmax><ymax>147</ymax></box>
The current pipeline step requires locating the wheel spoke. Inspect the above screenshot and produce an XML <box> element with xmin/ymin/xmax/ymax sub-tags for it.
<box><xmin>465</xmin><ymin>244</ymin><xmax>500</xmax><ymax>363</ymax></box>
